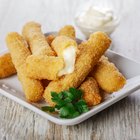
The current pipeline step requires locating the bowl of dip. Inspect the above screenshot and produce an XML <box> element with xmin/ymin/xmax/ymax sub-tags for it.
<box><xmin>75</xmin><ymin>6</ymin><xmax>119</xmax><ymax>38</ymax></box>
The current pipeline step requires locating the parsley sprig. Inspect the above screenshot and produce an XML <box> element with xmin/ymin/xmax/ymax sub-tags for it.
<box><xmin>41</xmin><ymin>87</ymin><xmax>89</xmax><ymax>118</ymax></box>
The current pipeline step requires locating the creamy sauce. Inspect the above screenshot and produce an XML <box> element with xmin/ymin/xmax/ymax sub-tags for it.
<box><xmin>75</xmin><ymin>6</ymin><xmax>119</xmax><ymax>35</ymax></box>
<box><xmin>58</xmin><ymin>46</ymin><xmax>76</xmax><ymax>76</ymax></box>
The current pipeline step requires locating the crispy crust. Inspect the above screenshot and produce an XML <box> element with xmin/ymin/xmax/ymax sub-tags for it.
<box><xmin>91</xmin><ymin>56</ymin><xmax>126</xmax><ymax>93</ymax></box>
<box><xmin>80</xmin><ymin>77</ymin><xmax>102</xmax><ymax>106</ymax></box>
<box><xmin>43</xmin><ymin>32</ymin><xmax>111</xmax><ymax>106</ymax></box>
<box><xmin>0</xmin><ymin>53</ymin><xmax>16</xmax><ymax>78</ymax></box>
<box><xmin>26</xmin><ymin>55</ymin><xmax>64</xmax><ymax>80</ymax></box>
<box><xmin>58</xmin><ymin>25</ymin><xmax>75</xmax><ymax>39</ymax></box>
<box><xmin>22</xmin><ymin>21</ymin><xmax>55</xmax><ymax>56</ymax></box>
<box><xmin>6</xmin><ymin>32</ymin><xmax>44</xmax><ymax>102</ymax></box>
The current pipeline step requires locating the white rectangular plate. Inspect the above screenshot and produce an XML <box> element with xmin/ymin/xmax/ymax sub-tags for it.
<box><xmin>0</xmin><ymin>49</ymin><xmax>140</xmax><ymax>125</ymax></box>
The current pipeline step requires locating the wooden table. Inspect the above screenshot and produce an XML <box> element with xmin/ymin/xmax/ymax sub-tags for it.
<box><xmin>0</xmin><ymin>0</ymin><xmax>140</xmax><ymax>139</ymax></box>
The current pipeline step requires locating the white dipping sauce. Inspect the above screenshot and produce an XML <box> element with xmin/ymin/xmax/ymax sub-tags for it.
<box><xmin>58</xmin><ymin>46</ymin><xmax>76</xmax><ymax>76</ymax></box>
<box><xmin>75</xmin><ymin>6</ymin><xmax>119</xmax><ymax>35</ymax></box>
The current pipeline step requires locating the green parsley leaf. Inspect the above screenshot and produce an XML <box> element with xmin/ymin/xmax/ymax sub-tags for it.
<box><xmin>71</xmin><ymin>111</ymin><xmax>80</xmax><ymax>118</ymax></box>
<box><xmin>69</xmin><ymin>87</ymin><xmax>82</xmax><ymax>101</ymax></box>
<box><xmin>58</xmin><ymin>92</ymin><xmax>63</xmax><ymax>99</ymax></box>
<box><xmin>74</xmin><ymin>99</ymin><xmax>89</xmax><ymax>113</ymax></box>
<box><xmin>42</xmin><ymin>88</ymin><xmax>89</xmax><ymax>119</ymax></box>
<box><xmin>51</xmin><ymin>92</ymin><xmax>58</xmax><ymax>98</ymax></box>
<box><xmin>59</xmin><ymin>106</ymin><xmax>70</xmax><ymax>118</ymax></box>
<box><xmin>63</xmin><ymin>91</ymin><xmax>74</xmax><ymax>100</ymax></box>
<box><xmin>41</xmin><ymin>106</ymin><xmax>55</xmax><ymax>112</ymax></box>
<box><xmin>60</xmin><ymin>103</ymin><xmax>80</xmax><ymax>118</ymax></box>
<box><xmin>51</xmin><ymin>91</ymin><xmax>67</xmax><ymax>107</ymax></box>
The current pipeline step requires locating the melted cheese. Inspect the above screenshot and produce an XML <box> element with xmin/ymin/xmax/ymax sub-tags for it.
<box><xmin>58</xmin><ymin>46</ymin><xmax>76</xmax><ymax>76</ymax></box>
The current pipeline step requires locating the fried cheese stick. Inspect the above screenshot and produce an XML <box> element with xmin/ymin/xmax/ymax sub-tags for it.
<box><xmin>53</xmin><ymin>26</ymin><xmax>77</xmax><ymax>76</ymax></box>
<box><xmin>58</xmin><ymin>26</ymin><xmax>102</xmax><ymax>106</ymax></box>
<box><xmin>26</xmin><ymin>55</ymin><xmax>64</xmax><ymax>80</ymax></box>
<box><xmin>6</xmin><ymin>32</ymin><xmax>44</xmax><ymax>102</ymax></box>
<box><xmin>0</xmin><ymin>53</ymin><xmax>16</xmax><ymax>78</ymax></box>
<box><xmin>58</xmin><ymin>25</ymin><xmax>75</xmax><ymax>39</ymax></box>
<box><xmin>51</xmin><ymin>36</ymin><xmax>77</xmax><ymax>76</ymax></box>
<box><xmin>91</xmin><ymin>56</ymin><xmax>126</xmax><ymax>93</ymax></box>
<box><xmin>0</xmin><ymin>32</ymin><xmax>56</xmax><ymax>79</ymax></box>
<box><xmin>44</xmin><ymin>32</ymin><xmax>111</xmax><ymax>106</ymax></box>
<box><xmin>23</xmin><ymin>22</ymin><xmax>64</xmax><ymax>80</ymax></box>
<box><xmin>80</xmin><ymin>77</ymin><xmax>102</xmax><ymax>107</ymax></box>
<box><xmin>22</xmin><ymin>21</ymin><xmax>55</xmax><ymax>56</ymax></box>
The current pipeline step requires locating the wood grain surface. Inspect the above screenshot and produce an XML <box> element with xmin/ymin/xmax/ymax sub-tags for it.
<box><xmin>0</xmin><ymin>0</ymin><xmax>140</xmax><ymax>140</ymax></box>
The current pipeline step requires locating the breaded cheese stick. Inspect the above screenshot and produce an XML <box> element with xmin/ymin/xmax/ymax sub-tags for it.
<box><xmin>91</xmin><ymin>56</ymin><xmax>126</xmax><ymax>93</ymax></box>
<box><xmin>44</xmin><ymin>32</ymin><xmax>111</xmax><ymax>106</ymax></box>
<box><xmin>22</xmin><ymin>22</ymin><xmax>63</xmax><ymax>80</ymax></box>
<box><xmin>80</xmin><ymin>77</ymin><xmax>102</xmax><ymax>107</ymax></box>
<box><xmin>22</xmin><ymin>21</ymin><xmax>55</xmax><ymax>56</ymax></box>
<box><xmin>26</xmin><ymin>55</ymin><xmax>64</xmax><ymax>80</ymax></box>
<box><xmin>51</xmin><ymin>36</ymin><xmax>77</xmax><ymax>76</ymax></box>
<box><xmin>6</xmin><ymin>32</ymin><xmax>44</xmax><ymax>102</ymax></box>
<box><xmin>58</xmin><ymin>25</ymin><xmax>75</xmax><ymax>39</ymax></box>
<box><xmin>0</xmin><ymin>53</ymin><xmax>16</xmax><ymax>78</ymax></box>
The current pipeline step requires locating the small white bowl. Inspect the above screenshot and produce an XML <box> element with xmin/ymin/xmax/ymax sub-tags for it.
<box><xmin>74</xmin><ymin>5</ymin><xmax>120</xmax><ymax>38</ymax></box>
<box><xmin>75</xmin><ymin>20</ymin><xmax>119</xmax><ymax>38</ymax></box>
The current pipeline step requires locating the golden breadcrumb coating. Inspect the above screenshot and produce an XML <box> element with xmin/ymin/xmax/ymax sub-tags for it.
<box><xmin>80</xmin><ymin>77</ymin><xmax>102</xmax><ymax>107</ymax></box>
<box><xmin>58</xmin><ymin>25</ymin><xmax>75</xmax><ymax>39</ymax></box>
<box><xmin>91</xmin><ymin>56</ymin><xmax>126</xmax><ymax>93</ymax></box>
<box><xmin>22</xmin><ymin>21</ymin><xmax>55</xmax><ymax>56</ymax></box>
<box><xmin>51</xmin><ymin>35</ymin><xmax>77</xmax><ymax>57</ymax></box>
<box><xmin>46</xmin><ymin>25</ymin><xmax>75</xmax><ymax>46</ymax></box>
<box><xmin>6</xmin><ymin>32</ymin><xmax>44</xmax><ymax>102</ymax></box>
<box><xmin>43</xmin><ymin>32</ymin><xmax>111</xmax><ymax>106</ymax></box>
<box><xmin>17</xmin><ymin>64</ymin><xmax>44</xmax><ymax>102</ymax></box>
<box><xmin>0</xmin><ymin>53</ymin><xmax>16</xmax><ymax>78</ymax></box>
<box><xmin>26</xmin><ymin>55</ymin><xmax>64</xmax><ymax>80</ymax></box>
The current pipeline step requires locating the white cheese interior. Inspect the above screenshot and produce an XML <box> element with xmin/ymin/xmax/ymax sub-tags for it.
<box><xmin>58</xmin><ymin>46</ymin><xmax>76</xmax><ymax>76</ymax></box>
